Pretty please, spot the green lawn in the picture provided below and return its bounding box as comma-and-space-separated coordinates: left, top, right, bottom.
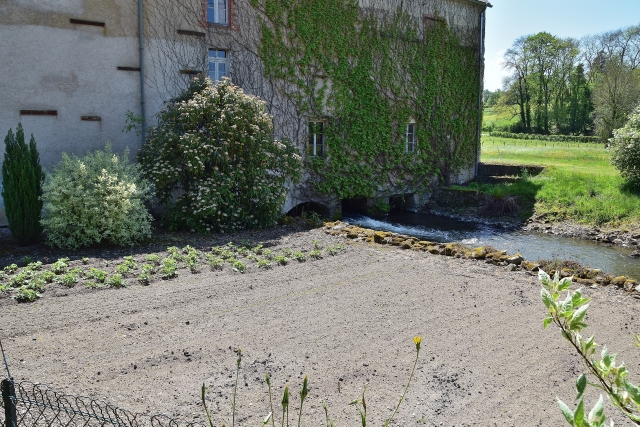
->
479, 136, 640, 228
482, 107, 519, 130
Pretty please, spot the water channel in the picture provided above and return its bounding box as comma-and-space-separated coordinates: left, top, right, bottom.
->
343, 212, 640, 280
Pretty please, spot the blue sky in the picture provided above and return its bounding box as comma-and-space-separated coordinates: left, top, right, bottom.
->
484, 0, 640, 91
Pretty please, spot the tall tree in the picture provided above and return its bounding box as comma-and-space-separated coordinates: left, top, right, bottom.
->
593, 60, 640, 140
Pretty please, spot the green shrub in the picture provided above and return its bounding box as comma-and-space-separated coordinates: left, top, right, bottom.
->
40, 143, 153, 249
609, 104, 640, 188
138, 77, 302, 232
1, 123, 44, 245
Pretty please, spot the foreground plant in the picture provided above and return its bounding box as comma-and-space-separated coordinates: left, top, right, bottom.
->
540, 269, 640, 426
201, 337, 421, 427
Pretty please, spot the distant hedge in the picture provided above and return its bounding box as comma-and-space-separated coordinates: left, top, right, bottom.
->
488, 132, 601, 144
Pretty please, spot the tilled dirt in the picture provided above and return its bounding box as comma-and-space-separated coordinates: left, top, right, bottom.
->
1, 225, 640, 426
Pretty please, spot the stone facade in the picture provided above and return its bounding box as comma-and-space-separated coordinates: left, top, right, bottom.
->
0, 0, 490, 224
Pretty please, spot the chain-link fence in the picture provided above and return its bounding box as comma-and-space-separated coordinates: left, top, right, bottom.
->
1, 379, 207, 427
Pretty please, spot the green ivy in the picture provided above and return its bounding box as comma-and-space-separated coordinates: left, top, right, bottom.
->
253, 0, 481, 198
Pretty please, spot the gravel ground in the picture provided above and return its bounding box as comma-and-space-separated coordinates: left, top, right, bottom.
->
1, 224, 639, 426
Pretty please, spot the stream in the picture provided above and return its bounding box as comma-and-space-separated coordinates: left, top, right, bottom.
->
343, 212, 640, 280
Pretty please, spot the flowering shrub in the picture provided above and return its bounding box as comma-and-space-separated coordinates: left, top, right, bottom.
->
610, 105, 640, 187
41, 143, 153, 249
138, 77, 302, 232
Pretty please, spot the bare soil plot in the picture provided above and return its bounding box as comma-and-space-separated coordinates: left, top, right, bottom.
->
1, 226, 639, 426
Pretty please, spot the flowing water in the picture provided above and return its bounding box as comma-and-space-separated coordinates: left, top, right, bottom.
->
343, 212, 640, 280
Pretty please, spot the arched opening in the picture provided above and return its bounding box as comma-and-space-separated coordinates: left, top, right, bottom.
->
286, 201, 330, 219
341, 197, 369, 215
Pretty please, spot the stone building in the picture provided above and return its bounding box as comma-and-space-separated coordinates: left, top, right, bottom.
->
0, 0, 491, 224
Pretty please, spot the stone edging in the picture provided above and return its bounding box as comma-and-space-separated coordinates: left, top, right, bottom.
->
323, 221, 640, 296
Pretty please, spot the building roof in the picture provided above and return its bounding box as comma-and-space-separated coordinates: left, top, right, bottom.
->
464, 0, 493, 7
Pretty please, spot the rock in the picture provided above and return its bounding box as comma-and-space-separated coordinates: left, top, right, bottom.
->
506, 264, 517, 271
444, 243, 459, 256
624, 280, 637, 291
506, 255, 524, 265
522, 261, 540, 272
611, 276, 627, 287
560, 268, 574, 278
630, 251, 640, 258
471, 247, 487, 260
486, 250, 507, 260
401, 241, 413, 249
427, 246, 440, 254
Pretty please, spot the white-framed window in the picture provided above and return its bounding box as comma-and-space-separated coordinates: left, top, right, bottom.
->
406, 123, 416, 153
208, 49, 228, 82
308, 121, 325, 156
207, 0, 228, 25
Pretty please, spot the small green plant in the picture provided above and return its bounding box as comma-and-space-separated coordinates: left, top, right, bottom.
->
39, 270, 56, 283
309, 250, 323, 259
137, 272, 152, 285
0, 284, 10, 293
281, 248, 292, 257
146, 254, 161, 265
116, 263, 133, 276
4, 264, 18, 274
205, 254, 224, 271
312, 240, 322, 250
26, 261, 42, 271
106, 274, 125, 288
274, 255, 289, 266
27, 278, 45, 293
51, 258, 69, 275
82, 257, 89, 265
291, 251, 306, 262
14, 286, 40, 302
231, 260, 247, 273
160, 258, 178, 279
60, 272, 79, 287
257, 259, 272, 269
325, 246, 340, 256
262, 249, 274, 260
87, 267, 108, 283
21, 256, 32, 265
8, 271, 31, 288
252, 244, 264, 255
85, 280, 101, 289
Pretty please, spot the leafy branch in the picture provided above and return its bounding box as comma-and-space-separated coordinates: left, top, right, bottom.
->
540, 269, 640, 426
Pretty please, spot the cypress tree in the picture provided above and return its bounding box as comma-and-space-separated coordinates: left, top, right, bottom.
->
1, 123, 44, 245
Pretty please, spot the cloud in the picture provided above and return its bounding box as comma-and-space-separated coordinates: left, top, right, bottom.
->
484, 49, 511, 91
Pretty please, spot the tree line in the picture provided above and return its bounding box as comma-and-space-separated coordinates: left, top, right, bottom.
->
485, 24, 640, 140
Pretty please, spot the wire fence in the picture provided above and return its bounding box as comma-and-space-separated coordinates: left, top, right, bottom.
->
1, 379, 207, 427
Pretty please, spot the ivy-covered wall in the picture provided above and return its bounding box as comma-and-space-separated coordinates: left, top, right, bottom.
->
249, 0, 485, 207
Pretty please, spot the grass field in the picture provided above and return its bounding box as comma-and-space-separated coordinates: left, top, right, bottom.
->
482, 107, 519, 131
479, 136, 640, 228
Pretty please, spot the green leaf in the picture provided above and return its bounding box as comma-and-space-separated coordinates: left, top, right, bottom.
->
587, 395, 605, 424
543, 316, 553, 329
574, 397, 585, 425
625, 380, 640, 405
541, 289, 555, 310
557, 398, 575, 425
576, 374, 587, 400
